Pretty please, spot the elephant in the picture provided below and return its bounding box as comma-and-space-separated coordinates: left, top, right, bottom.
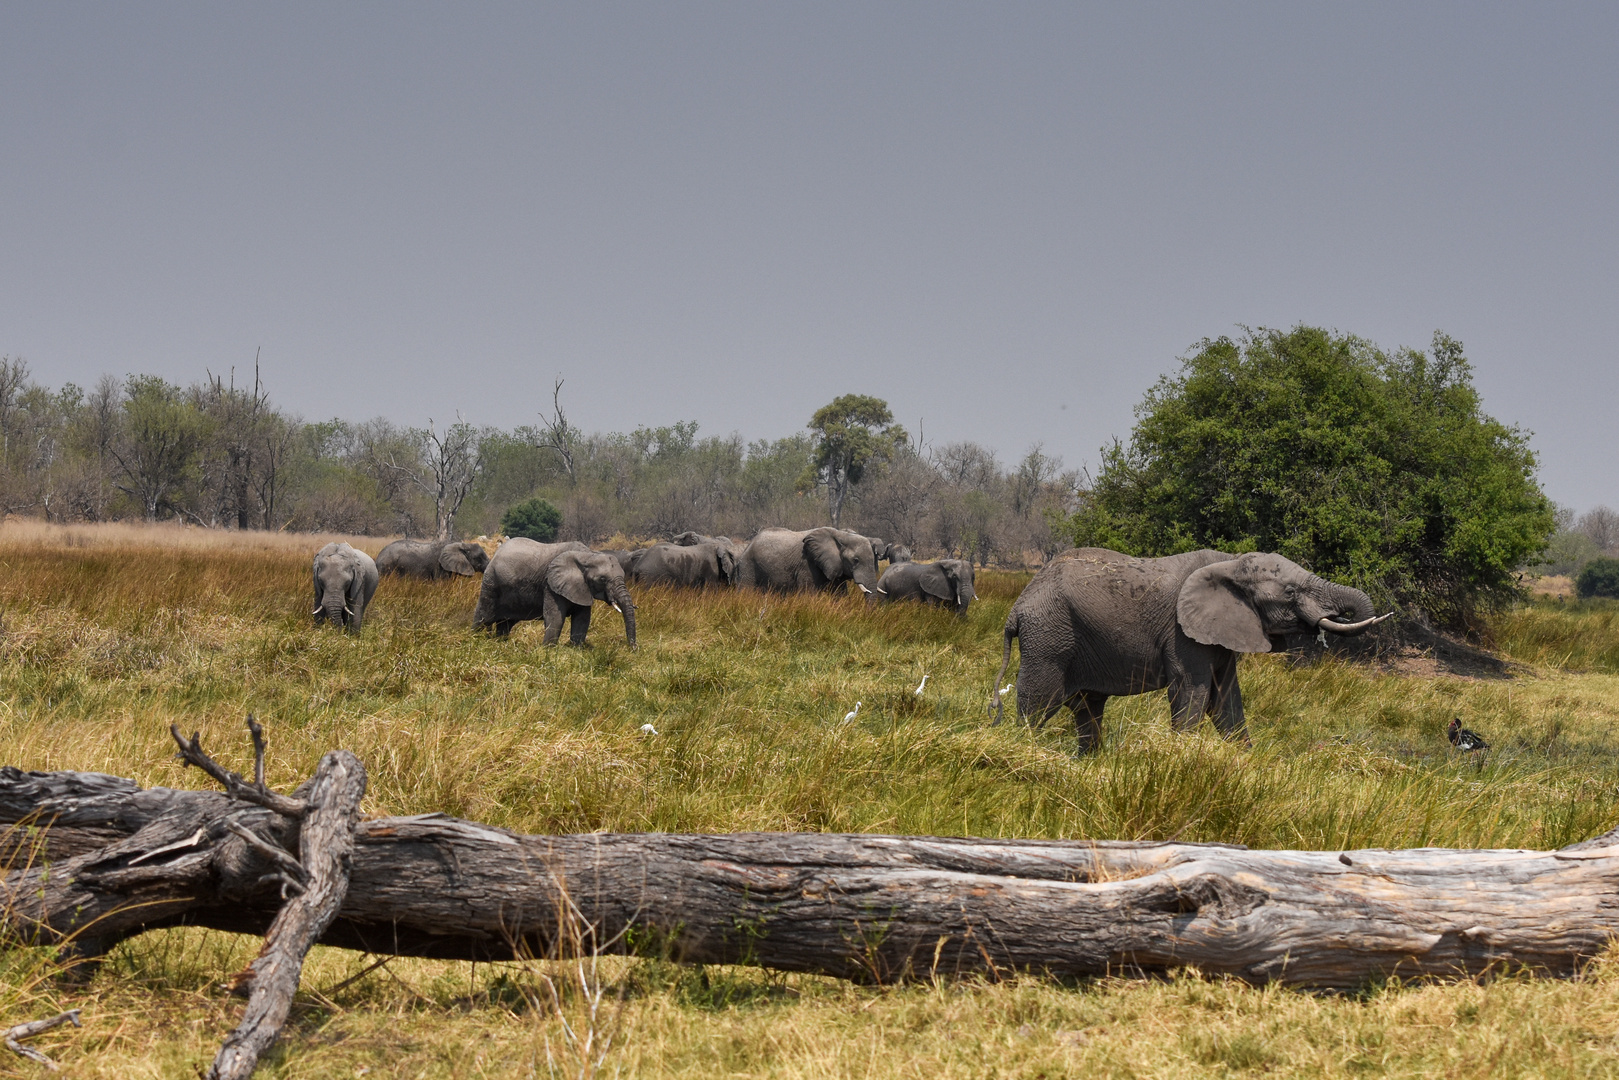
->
631, 541, 738, 588
884, 543, 914, 565
598, 549, 640, 575
376, 539, 490, 580
736, 527, 881, 597
473, 538, 637, 647
312, 542, 379, 634
991, 548, 1387, 752
671, 531, 740, 554
877, 558, 975, 618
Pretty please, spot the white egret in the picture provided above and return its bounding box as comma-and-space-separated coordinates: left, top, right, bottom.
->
639, 723, 659, 736
842, 701, 862, 724
914, 675, 929, 696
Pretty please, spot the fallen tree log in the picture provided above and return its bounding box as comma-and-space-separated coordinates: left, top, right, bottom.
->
5, 757, 1619, 992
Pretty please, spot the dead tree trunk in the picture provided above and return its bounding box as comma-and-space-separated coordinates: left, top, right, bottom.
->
6, 761, 1619, 991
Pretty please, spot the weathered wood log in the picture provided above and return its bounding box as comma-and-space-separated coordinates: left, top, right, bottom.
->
207, 749, 365, 1080
4, 765, 1619, 990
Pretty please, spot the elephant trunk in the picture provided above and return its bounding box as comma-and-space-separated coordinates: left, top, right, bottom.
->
320, 586, 346, 625
612, 582, 637, 648
1310, 578, 1385, 635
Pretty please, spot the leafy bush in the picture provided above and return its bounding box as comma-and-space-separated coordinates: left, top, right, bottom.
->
500, 496, 563, 542
1065, 327, 1554, 627
1576, 558, 1619, 600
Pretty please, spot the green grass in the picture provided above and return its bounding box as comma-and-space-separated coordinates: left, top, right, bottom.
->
3, 523, 1619, 1076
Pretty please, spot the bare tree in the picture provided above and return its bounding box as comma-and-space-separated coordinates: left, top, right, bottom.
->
534, 378, 579, 486
1577, 506, 1619, 555
193, 360, 282, 528
385, 417, 484, 540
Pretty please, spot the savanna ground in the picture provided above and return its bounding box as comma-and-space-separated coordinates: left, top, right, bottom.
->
3, 521, 1619, 1077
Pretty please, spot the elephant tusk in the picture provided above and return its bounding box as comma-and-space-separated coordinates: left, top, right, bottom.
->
1317, 612, 1393, 634
611, 602, 622, 613
344, 606, 355, 616
876, 588, 887, 595
312, 608, 322, 616
857, 584, 873, 595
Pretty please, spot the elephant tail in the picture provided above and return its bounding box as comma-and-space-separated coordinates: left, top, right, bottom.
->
991, 610, 1018, 725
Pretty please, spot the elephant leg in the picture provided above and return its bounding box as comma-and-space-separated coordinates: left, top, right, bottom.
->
1210, 656, 1249, 743
1167, 679, 1211, 732
1016, 656, 1072, 730
495, 620, 515, 638
567, 606, 592, 646
541, 592, 564, 646
1071, 692, 1108, 754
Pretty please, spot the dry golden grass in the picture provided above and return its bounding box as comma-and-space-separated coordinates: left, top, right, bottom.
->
2, 520, 1619, 1077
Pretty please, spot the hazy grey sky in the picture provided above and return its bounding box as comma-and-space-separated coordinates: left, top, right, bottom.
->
3, 4, 1615, 509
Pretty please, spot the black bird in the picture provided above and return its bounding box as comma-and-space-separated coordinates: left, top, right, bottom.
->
1447, 717, 1489, 753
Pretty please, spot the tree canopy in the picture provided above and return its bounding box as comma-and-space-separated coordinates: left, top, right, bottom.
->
804, 395, 908, 527
1066, 327, 1554, 626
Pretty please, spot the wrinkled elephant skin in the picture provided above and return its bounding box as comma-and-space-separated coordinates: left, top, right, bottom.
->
473, 538, 636, 647
878, 559, 975, 618
312, 542, 379, 634
994, 548, 1381, 752
376, 539, 490, 580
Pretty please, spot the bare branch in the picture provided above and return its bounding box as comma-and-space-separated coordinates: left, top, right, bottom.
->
168, 721, 306, 818
4, 1009, 81, 1070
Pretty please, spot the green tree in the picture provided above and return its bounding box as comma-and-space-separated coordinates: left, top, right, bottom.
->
1576, 558, 1619, 600
804, 395, 908, 527
501, 496, 563, 542
111, 375, 210, 520
1067, 327, 1553, 626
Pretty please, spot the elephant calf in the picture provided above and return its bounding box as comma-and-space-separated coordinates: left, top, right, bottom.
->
877, 559, 975, 618
313, 542, 379, 634
993, 548, 1387, 752
631, 542, 738, 588
376, 539, 490, 580
473, 538, 637, 647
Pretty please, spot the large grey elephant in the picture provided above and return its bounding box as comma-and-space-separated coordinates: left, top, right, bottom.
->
877, 558, 975, 618
632, 541, 738, 588
884, 543, 914, 565
736, 527, 881, 596
992, 548, 1386, 751
376, 539, 490, 579
473, 538, 636, 647
312, 542, 379, 634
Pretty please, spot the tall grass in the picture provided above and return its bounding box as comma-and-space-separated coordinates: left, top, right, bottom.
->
3, 521, 1619, 1076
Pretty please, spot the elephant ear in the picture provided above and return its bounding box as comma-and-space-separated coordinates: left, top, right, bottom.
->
546, 554, 595, 608
803, 529, 844, 580
921, 565, 956, 605
1177, 561, 1271, 653
716, 547, 737, 584
439, 545, 476, 576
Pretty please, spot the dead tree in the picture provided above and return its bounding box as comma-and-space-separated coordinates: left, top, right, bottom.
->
7, 722, 1619, 1073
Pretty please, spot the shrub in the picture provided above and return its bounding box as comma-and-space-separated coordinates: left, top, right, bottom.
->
500, 497, 563, 542
1064, 327, 1554, 627
1576, 558, 1619, 600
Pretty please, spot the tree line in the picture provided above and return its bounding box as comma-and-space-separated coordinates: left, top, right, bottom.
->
0, 325, 1581, 626
0, 360, 1084, 564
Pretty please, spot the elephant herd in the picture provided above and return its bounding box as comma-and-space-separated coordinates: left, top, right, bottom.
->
311, 527, 962, 647
312, 532, 1387, 753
